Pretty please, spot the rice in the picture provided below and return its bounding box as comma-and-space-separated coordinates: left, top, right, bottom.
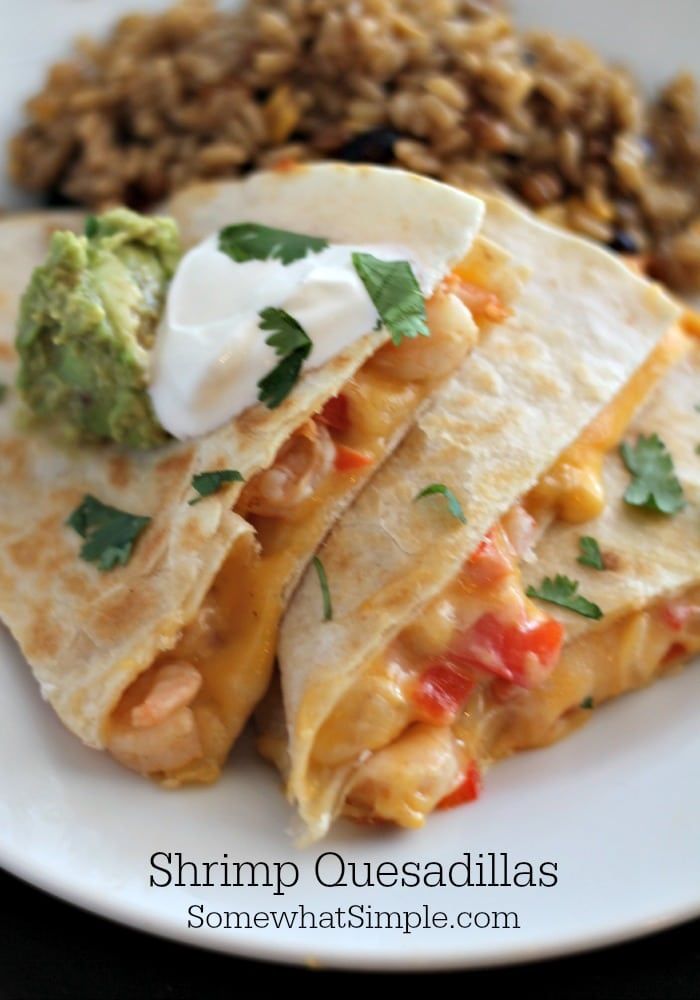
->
9, 0, 700, 291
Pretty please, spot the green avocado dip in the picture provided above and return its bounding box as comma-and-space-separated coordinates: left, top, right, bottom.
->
16, 208, 181, 449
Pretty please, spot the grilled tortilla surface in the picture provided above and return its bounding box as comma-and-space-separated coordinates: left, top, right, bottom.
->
274, 198, 681, 841
0, 165, 484, 759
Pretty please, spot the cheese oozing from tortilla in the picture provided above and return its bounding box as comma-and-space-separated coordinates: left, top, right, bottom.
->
289, 331, 695, 829
150, 236, 436, 439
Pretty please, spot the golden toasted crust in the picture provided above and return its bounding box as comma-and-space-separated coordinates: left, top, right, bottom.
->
277, 198, 681, 841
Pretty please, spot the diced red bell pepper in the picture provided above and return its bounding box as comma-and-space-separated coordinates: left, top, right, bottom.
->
450, 612, 564, 687
662, 642, 688, 665
318, 394, 350, 433
412, 662, 475, 725
661, 603, 700, 632
467, 530, 514, 586
335, 444, 374, 471
438, 761, 482, 810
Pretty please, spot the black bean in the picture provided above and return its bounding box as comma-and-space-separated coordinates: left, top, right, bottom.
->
609, 230, 640, 254
44, 187, 80, 209
338, 128, 401, 164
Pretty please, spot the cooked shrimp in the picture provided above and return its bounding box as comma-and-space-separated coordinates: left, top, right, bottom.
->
448, 276, 511, 325
347, 724, 464, 828
130, 662, 202, 728
370, 287, 478, 382
108, 705, 203, 775
106, 660, 204, 775
312, 658, 414, 767
239, 419, 335, 519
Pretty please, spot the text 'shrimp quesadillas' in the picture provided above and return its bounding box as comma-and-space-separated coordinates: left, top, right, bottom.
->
263, 197, 687, 842
0, 164, 510, 783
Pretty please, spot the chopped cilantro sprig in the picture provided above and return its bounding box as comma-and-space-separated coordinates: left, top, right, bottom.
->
67, 495, 151, 572
527, 574, 603, 620
219, 223, 328, 265
414, 483, 467, 524
578, 536, 605, 571
257, 307, 312, 409
352, 252, 428, 345
313, 556, 333, 622
189, 469, 244, 505
619, 434, 685, 515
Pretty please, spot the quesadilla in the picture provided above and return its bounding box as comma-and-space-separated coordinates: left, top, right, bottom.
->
262, 198, 683, 842
0, 165, 500, 783
507, 343, 699, 758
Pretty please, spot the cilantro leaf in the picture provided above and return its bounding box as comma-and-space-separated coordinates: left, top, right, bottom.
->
0, 384, 7, 404
84, 215, 99, 238
257, 307, 312, 409
580, 696, 595, 710
66, 494, 151, 572
312, 556, 333, 622
414, 483, 467, 524
189, 469, 244, 505
694, 404, 700, 413
259, 307, 310, 356
526, 574, 603, 620
619, 434, 685, 515
218, 223, 328, 265
578, 536, 605, 571
352, 252, 428, 346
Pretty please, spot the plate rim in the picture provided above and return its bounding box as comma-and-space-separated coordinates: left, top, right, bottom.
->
2, 819, 699, 971
2, 0, 700, 972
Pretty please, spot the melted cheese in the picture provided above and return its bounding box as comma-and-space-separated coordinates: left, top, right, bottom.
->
460, 587, 700, 762
156, 364, 435, 786
110, 255, 503, 783
344, 589, 700, 826
682, 309, 700, 339
310, 323, 694, 823
317, 328, 690, 780
525, 326, 690, 524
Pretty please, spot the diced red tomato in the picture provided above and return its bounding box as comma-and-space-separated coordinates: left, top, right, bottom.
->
318, 394, 350, 433
334, 444, 374, 471
662, 642, 688, 665
438, 761, 482, 810
661, 603, 700, 632
412, 663, 475, 725
450, 613, 564, 687
466, 529, 514, 586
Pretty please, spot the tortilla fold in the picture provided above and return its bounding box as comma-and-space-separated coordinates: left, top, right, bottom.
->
0, 165, 486, 780
270, 198, 681, 842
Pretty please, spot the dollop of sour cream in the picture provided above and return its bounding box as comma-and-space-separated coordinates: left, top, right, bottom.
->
149, 235, 431, 440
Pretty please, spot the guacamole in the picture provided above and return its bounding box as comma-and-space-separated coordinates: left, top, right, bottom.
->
16, 208, 181, 449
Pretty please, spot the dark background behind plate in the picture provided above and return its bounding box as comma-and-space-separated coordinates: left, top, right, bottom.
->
1, 869, 697, 999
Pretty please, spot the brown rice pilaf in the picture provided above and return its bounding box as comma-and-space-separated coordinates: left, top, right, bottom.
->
10, 0, 700, 291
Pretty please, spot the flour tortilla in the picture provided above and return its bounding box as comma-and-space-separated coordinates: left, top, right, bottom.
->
524, 341, 700, 638
0, 165, 484, 751
276, 198, 681, 840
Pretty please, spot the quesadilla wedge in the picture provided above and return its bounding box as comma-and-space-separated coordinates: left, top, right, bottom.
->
262, 198, 683, 842
327, 340, 700, 824
505, 342, 700, 759
0, 165, 504, 784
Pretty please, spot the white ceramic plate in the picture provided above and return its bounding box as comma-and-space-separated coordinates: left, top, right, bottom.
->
1, 0, 699, 971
